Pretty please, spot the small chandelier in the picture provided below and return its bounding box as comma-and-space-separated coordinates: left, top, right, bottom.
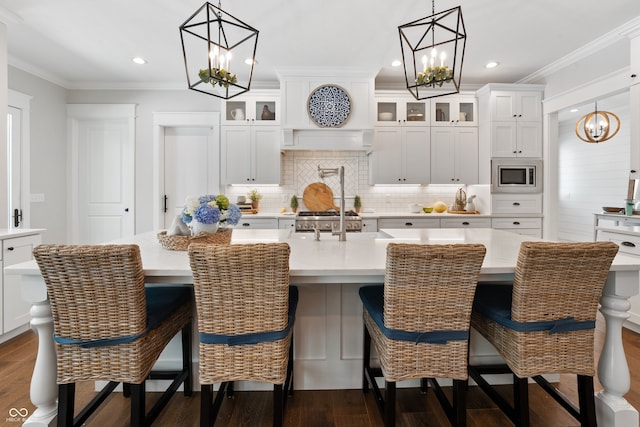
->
398, 0, 466, 100
575, 102, 621, 143
180, 1, 258, 99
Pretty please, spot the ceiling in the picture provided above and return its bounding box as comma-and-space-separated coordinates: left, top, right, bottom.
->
1, 0, 640, 91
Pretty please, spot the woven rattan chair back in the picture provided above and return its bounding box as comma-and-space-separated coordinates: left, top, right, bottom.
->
383, 243, 487, 334
510, 241, 619, 324
188, 242, 292, 385
34, 244, 147, 349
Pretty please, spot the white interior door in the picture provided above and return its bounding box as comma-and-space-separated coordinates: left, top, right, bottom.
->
7, 106, 21, 229
163, 126, 218, 227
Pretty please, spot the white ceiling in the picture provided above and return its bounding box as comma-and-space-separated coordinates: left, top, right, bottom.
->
1, 0, 640, 90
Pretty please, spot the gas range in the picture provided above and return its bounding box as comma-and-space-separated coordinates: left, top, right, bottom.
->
295, 210, 362, 232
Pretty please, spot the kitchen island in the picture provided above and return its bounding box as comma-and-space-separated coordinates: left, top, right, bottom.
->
6, 228, 640, 427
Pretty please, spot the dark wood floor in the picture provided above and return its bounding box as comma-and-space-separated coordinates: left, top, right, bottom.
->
2, 316, 639, 426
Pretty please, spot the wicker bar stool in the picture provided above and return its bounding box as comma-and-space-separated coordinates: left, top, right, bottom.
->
188, 242, 297, 427
32, 244, 193, 427
360, 243, 486, 427
469, 241, 619, 427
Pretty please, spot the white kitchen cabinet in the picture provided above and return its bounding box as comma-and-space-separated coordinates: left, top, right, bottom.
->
375, 92, 430, 126
369, 127, 430, 185
278, 218, 296, 230
1, 231, 42, 342
222, 125, 281, 185
490, 90, 542, 122
361, 218, 378, 232
378, 218, 440, 228
490, 121, 542, 158
221, 90, 280, 126
491, 194, 542, 214
430, 127, 478, 184
237, 217, 278, 229
431, 96, 477, 126
441, 217, 491, 228
492, 217, 542, 237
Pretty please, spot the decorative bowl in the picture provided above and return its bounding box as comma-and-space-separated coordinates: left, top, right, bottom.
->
378, 112, 393, 121
602, 207, 623, 213
423, 207, 433, 213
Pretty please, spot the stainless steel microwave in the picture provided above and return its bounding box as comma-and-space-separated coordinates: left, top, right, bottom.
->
491, 159, 542, 193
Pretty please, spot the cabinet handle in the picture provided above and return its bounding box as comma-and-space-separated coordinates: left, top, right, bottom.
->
512, 114, 517, 118
513, 150, 517, 153
632, 170, 637, 174
7, 247, 14, 251
518, 150, 522, 153
462, 222, 470, 226
518, 114, 522, 117
513, 221, 520, 225
242, 223, 250, 227
405, 222, 413, 227
622, 241, 636, 248
513, 202, 520, 206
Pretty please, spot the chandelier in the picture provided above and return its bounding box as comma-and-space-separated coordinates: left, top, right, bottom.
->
180, 1, 258, 99
398, 0, 466, 100
575, 102, 621, 143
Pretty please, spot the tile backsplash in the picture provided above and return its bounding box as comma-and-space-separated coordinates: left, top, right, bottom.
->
224, 150, 488, 213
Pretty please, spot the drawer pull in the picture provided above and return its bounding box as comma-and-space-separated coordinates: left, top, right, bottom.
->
513, 202, 520, 206
405, 222, 413, 227
462, 222, 470, 226
7, 247, 14, 251
513, 221, 520, 225
242, 223, 250, 227
622, 241, 636, 248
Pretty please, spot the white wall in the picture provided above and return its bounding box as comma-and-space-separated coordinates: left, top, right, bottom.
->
556, 97, 630, 241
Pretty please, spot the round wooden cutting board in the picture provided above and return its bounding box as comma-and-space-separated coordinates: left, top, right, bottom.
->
303, 182, 340, 211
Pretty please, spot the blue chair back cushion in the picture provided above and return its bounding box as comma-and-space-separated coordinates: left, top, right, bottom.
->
473, 284, 595, 334
359, 285, 468, 345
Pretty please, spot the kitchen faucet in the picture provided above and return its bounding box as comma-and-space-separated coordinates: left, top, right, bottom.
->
318, 165, 346, 241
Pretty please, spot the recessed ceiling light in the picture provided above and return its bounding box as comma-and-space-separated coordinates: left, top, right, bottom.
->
570, 108, 579, 113
391, 60, 402, 67
132, 57, 147, 65
485, 61, 499, 69
245, 58, 258, 65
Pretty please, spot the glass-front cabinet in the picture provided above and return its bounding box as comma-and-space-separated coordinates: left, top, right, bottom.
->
375, 91, 430, 126
222, 90, 280, 125
431, 96, 477, 126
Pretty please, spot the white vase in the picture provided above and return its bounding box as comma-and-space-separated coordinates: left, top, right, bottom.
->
191, 221, 218, 236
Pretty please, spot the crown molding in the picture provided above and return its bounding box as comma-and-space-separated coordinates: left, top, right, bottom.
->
518, 16, 640, 84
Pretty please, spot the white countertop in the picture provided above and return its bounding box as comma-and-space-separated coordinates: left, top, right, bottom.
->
0, 228, 45, 239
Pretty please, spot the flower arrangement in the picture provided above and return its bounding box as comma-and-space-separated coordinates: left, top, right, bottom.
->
199, 68, 238, 89
181, 194, 242, 234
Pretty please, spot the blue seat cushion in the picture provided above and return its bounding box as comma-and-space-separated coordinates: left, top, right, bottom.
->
359, 285, 468, 344
199, 286, 299, 346
473, 284, 595, 334
54, 285, 192, 348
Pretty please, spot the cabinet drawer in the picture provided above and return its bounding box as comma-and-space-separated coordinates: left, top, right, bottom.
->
237, 218, 278, 229
441, 218, 491, 228
278, 219, 296, 230
378, 218, 440, 228
491, 194, 542, 214
598, 231, 640, 256
492, 217, 542, 229
362, 219, 378, 232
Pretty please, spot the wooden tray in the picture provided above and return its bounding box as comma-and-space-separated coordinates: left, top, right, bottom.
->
447, 209, 480, 215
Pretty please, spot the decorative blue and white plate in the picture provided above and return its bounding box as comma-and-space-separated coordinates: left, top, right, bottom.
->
307, 85, 352, 127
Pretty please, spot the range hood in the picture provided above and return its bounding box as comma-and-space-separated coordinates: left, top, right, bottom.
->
277, 67, 376, 151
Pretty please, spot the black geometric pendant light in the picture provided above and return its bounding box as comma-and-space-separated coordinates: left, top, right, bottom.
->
180, 1, 258, 99
398, 0, 466, 100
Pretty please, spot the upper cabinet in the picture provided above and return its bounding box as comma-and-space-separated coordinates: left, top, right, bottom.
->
221, 90, 280, 126
369, 127, 430, 185
490, 91, 542, 122
477, 84, 544, 160
431, 96, 477, 126
375, 91, 430, 126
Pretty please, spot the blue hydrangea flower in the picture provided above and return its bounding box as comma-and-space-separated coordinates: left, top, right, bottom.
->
198, 194, 217, 204
181, 208, 193, 224
194, 204, 220, 224
225, 204, 242, 225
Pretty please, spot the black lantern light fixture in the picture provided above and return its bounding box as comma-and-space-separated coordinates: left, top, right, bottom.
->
398, 0, 466, 100
180, 1, 258, 99
575, 102, 621, 143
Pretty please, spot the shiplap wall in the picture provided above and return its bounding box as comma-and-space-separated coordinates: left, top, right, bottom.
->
557, 100, 630, 242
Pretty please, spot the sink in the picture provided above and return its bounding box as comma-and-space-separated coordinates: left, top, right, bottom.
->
289, 231, 393, 240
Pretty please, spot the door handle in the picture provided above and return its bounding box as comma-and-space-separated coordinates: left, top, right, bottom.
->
164, 195, 168, 213
13, 208, 22, 227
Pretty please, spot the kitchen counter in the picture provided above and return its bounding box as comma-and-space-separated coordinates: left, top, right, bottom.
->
7, 228, 638, 427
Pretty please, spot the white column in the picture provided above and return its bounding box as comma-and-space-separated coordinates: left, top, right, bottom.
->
22, 275, 57, 427
595, 270, 640, 426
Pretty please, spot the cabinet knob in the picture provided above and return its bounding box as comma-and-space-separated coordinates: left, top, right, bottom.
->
513, 150, 517, 153
7, 247, 14, 251
513, 114, 517, 118
632, 74, 637, 78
